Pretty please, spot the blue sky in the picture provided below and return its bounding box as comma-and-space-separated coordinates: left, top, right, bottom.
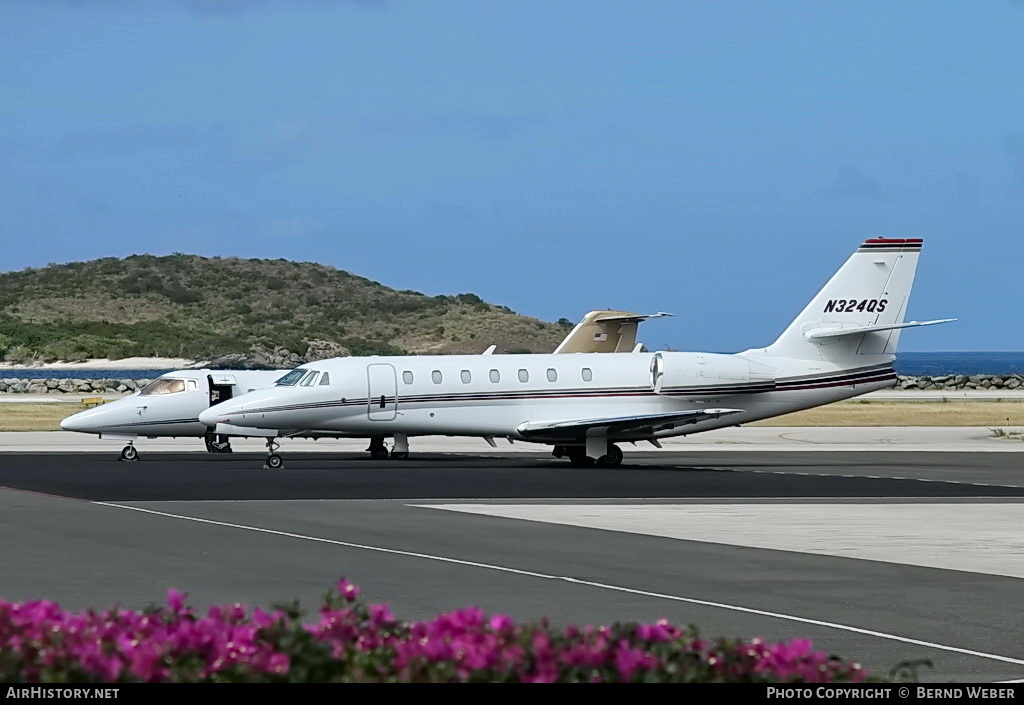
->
1, 1, 1022, 352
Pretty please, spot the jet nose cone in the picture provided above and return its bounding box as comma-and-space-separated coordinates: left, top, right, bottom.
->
198, 406, 228, 427
60, 405, 103, 433
59, 413, 83, 432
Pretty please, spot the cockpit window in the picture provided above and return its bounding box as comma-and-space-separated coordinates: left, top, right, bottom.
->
300, 370, 320, 387
275, 369, 307, 387
319, 372, 331, 386
140, 378, 187, 396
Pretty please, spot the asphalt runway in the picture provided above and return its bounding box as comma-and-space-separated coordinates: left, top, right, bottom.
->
2, 450, 1024, 682
2, 450, 1023, 500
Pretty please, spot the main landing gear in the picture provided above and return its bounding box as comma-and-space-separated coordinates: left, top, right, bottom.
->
553, 443, 624, 467
204, 432, 233, 454
597, 443, 624, 467
366, 434, 411, 460
119, 443, 139, 462
367, 436, 389, 460
264, 438, 284, 470
391, 433, 409, 460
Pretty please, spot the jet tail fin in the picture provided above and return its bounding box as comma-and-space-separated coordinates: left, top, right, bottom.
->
757, 238, 950, 364
554, 311, 672, 354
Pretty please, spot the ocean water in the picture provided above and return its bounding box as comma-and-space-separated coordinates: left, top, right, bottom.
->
893, 352, 1024, 376
2, 352, 1023, 379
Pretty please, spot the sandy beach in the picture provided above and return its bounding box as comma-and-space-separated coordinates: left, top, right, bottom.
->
0, 357, 206, 370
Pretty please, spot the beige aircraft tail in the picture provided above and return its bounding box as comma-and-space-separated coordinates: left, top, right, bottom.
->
553, 310, 672, 354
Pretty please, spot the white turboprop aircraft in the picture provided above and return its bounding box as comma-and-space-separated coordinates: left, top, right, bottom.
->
58, 310, 668, 461
198, 238, 953, 469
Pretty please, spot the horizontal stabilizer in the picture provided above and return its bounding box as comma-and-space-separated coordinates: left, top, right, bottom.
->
517, 408, 743, 438
589, 311, 674, 324
804, 318, 956, 341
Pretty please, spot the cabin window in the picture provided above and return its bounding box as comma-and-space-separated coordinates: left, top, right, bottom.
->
320, 372, 331, 386
582, 367, 593, 382
546, 368, 557, 383
274, 369, 306, 387
489, 369, 500, 383
187, 379, 197, 391
461, 370, 472, 384
402, 371, 414, 385
432, 370, 443, 384
140, 378, 186, 396
518, 369, 529, 383
300, 371, 320, 387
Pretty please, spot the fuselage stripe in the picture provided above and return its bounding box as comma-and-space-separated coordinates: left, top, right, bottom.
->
230, 366, 896, 417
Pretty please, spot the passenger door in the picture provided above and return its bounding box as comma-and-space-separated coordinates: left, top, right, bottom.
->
366, 364, 398, 421
207, 374, 235, 408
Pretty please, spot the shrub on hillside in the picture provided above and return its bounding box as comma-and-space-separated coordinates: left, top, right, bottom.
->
0, 580, 875, 683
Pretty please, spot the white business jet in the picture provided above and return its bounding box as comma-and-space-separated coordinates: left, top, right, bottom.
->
199, 238, 953, 470
59, 369, 288, 460
57, 310, 665, 461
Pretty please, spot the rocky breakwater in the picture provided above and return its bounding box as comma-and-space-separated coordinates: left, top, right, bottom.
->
0, 378, 152, 395
896, 374, 1023, 390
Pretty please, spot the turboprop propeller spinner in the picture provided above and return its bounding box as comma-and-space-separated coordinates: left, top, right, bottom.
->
199, 238, 953, 470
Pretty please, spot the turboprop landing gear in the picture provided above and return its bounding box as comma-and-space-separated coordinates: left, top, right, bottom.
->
367, 436, 390, 460
119, 443, 138, 462
204, 432, 233, 454
391, 433, 410, 460
263, 438, 284, 470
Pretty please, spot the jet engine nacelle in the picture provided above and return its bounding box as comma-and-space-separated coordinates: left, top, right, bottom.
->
650, 352, 775, 394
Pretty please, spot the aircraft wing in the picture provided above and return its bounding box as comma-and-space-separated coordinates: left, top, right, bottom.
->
516, 408, 743, 439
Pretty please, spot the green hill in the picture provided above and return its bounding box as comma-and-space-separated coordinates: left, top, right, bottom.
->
0, 254, 572, 364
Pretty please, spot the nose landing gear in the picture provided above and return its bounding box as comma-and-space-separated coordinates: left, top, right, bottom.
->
119, 443, 138, 462
263, 438, 284, 470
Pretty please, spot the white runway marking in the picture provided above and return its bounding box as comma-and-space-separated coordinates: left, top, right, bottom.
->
424, 503, 1024, 580
93, 500, 1024, 668
718, 467, 1024, 489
